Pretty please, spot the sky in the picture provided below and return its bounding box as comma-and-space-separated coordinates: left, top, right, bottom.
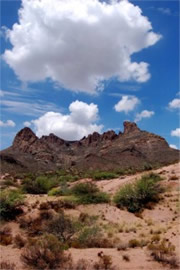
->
0, 0, 179, 150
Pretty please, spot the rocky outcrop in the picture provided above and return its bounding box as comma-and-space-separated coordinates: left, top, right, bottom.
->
123, 121, 140, 135
12, 127, 38, 152
1, 121, 179, 173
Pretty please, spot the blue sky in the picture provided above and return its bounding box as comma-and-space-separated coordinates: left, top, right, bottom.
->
0, 0, 179, 150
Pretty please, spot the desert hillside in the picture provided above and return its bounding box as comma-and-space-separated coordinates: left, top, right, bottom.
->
0, 162, 179, 269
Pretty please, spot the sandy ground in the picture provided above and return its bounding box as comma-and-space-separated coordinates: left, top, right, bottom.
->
0, 162, 179, 270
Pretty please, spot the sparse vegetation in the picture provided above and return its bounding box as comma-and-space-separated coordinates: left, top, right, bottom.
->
45, 211, 78, 243
76, 226, 102, 248
14, 234, 26, 248
71, 182, 110, 204
92, 171, 118, 180
48, 187, 62, 196
0, 261, 16, 270
148, 239, 179, 268
114, 173, 163, 212
93, 254, 116, 270
22, 175, 59, 194
0, 226, 13, 245
128, 239, 141, 248
122, 254, 130, 262
21, 234, 66, 269
0, 189, 24, 220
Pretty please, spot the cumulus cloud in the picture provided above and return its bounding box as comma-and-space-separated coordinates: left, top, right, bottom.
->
168, 98, 180, 109
169, 144, 178, 150
0, 120, 16, 127
31, 100, 103, 140
171, 128, 180, 137
114, 95, 140, 113
3, 0, 161, 94
135, 110, 154, 122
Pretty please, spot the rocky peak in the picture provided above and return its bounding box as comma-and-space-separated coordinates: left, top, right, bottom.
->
40, 133, 65, 145
13, 127, 37, 149
123, 121, 140, 135
82, 132, 100, 145
101, 130, 117, 141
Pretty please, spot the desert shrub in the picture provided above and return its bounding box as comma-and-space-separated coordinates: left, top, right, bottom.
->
76, 226, 102, 248
148, 239, 178, 268
21, 234, 66, 269
117, 242, 128, 251
18, 216, 32, 229
92, 172, 118, 181
39, 201, 51, 210
60, 199, 76, 209
169, 175, 179, 181
46, 212, 78, 243
0, 261, 16, 270
79, 213, 98, 225
18, 216, 43, 236
0, 189, 24, 220
59, 257, 90, 270
58, 174, 79, 182
48, 181, 71, 196
14, 234, 26, 248
114, 173, 163, 212
71, 183, 109, 204
93, 254, 116, 270
143, 163, 153, 171
39, 210, 54, 220
72, 182, 98, 195
128, 239, 141, 248
77, 192, 110, 204
122, 254, 130, 262
0, 226, 13, 245
22, 175, 58, 194
151, 234, 161, 243
48, 187, 62, 196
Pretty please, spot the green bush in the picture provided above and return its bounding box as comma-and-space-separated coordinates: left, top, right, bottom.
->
0, 189, 24, 220
77, 192, 110, 204
71, 182, 98, 195
114, 173, 163, 213
92, 172, 118, 181
71, 183, 109, 204
23, 176, 58, 194
48, 187, 62, 196
58, 175, 79, 182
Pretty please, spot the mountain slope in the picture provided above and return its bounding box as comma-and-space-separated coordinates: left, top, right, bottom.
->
0, 121, 179, 173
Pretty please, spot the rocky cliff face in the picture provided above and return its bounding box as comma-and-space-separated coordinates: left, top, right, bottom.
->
0, 121, 179, 173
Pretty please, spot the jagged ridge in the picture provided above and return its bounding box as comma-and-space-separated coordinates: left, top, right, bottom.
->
0, 121, 179, 173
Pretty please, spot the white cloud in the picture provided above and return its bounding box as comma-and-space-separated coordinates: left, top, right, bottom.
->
0, 120, 16, 127
169, 144, 178, 150
3, 0, 161, 94
31, 100, 103, 140
23, 121, 31, 127
168, 98, 180, 109
157, 7, 171, 15
135, 110, 154, 122
1, 99, 61, 116
114, 95, 140, 113
171, 128, 180, 137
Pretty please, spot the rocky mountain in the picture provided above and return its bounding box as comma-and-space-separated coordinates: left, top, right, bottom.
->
0, 121, 179, 173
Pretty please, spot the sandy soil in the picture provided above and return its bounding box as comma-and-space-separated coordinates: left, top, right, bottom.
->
0, 162, 179, 270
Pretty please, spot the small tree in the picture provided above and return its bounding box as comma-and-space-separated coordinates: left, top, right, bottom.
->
46, 211, 77, 243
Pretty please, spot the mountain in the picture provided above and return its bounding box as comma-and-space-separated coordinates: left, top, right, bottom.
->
0, 121, 179, 173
